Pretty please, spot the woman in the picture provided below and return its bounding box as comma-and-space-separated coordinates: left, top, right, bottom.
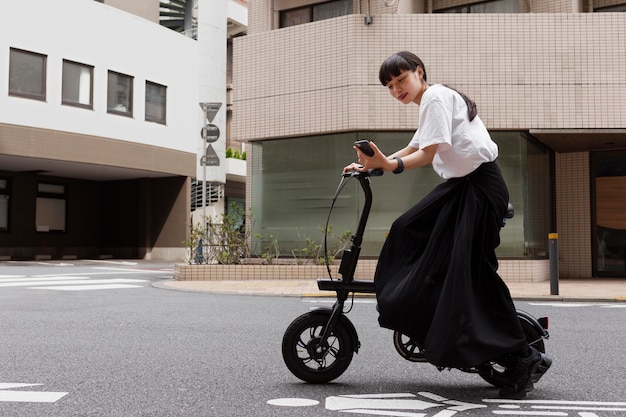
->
344, 51, 551, 399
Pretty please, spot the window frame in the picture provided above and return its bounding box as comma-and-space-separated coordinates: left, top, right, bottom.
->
35, 182, 67, 233
107, 70, 134, 117
279, 0, 353, 28
435, 0, 519, 13
8, 47, 47, 101
0, 178, 10, 233
145, 80, 167, 124
62, 59, 94, 109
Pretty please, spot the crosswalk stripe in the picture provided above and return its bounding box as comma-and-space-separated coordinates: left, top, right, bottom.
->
32, 284, 144, 291
0, 278, 148, 288
0, 276, 90, 283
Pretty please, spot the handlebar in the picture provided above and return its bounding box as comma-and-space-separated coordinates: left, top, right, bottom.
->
342, 168, 384, 178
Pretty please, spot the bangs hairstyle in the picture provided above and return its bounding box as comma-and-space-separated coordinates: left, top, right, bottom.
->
378, 51, 427, 86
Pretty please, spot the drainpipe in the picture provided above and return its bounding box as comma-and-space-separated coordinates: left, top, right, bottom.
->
364, 0, 372, 25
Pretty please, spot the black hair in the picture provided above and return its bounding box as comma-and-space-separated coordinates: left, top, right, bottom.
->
379, 51, 477, 121
379, 51, 427, 86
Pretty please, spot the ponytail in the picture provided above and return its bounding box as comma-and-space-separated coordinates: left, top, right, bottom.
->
444, 85, 477, 122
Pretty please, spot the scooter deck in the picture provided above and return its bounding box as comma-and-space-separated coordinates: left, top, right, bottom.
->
317, 278, 376, 294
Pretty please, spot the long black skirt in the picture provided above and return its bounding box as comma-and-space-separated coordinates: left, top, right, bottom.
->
374, 161, 528, 369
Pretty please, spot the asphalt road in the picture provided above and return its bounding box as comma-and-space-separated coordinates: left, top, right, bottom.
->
1, 261, 625, 416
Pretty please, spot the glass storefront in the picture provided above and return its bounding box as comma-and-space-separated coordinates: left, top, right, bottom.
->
250, 131, 552, 259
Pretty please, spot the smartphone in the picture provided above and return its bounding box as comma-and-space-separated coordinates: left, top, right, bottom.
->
354, 140, 374, 157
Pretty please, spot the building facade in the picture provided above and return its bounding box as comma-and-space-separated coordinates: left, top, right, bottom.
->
233, 0, 626, 279
0, 0, 247, 261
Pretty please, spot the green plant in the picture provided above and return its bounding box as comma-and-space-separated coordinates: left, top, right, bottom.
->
291, 226, 351, 265
184, 203, 251, 265
183, 217, 207, 264
225, 148, 246, 160
291, 230, 322, 265
255, 233, 280, 264
320, 225, 352, 265
208, 203, 250, 264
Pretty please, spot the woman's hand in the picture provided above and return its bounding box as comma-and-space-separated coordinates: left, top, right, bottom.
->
343, 141, 392, 173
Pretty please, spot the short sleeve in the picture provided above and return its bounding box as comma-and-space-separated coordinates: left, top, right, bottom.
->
414, 96, 452, 152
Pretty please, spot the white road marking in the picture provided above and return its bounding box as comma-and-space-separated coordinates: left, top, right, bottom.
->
492, 411, 567, 416
270, 393, 626, 416
0, 278, 147, 288
325, 392, 487, 416
32, 284, 144, 291
326, 393, 441, 412
338, 410, 428, 416
528, 302, 626, 308
0, 383, 67, 403
267, 398, 319, 407
533, 405, 626, 411
485, 399, 626, 406
0, 276, 90, 284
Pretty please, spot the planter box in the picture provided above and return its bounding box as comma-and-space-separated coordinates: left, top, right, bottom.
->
173, 259, 549, 283
174, 260, 378, 281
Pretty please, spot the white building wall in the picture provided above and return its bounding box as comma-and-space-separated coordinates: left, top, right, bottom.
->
0, 0, 199, 155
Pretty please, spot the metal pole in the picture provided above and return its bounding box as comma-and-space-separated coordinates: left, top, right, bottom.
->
548, 233, 559, 295
202, 154, 207, 226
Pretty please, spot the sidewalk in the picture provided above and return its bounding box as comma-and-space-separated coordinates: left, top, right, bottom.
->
157, 277, 626, 302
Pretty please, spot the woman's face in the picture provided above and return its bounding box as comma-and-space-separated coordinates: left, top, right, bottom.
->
385, 68, 425, 105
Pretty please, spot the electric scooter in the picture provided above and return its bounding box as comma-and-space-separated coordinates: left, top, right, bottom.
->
281, 165, 549, 386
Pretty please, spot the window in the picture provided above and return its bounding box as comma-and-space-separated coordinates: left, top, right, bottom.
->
107, 70, 133, 116
36, 183, 66, 233
595, 4, 626, 12
145, 81, 167, 124
0, 179, 10, 232
9, 48, 47, 100
280, 0, 353, 28
250, 131, 552, 258
62, 60, 94, 108
436, 0, 518, 13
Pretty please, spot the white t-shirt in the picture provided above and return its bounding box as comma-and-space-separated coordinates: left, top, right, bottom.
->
408, 84, 498, 179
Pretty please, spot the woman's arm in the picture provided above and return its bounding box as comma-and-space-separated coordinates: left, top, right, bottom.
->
344, 142, 437, 173
387, 145, 418, 160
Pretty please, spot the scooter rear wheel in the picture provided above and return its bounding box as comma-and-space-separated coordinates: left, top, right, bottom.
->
282, 310, 355, 383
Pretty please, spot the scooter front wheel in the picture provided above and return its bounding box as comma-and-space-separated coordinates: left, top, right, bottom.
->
282, 310, 355, 383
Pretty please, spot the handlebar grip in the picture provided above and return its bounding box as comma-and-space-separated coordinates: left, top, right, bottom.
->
342, 168, 384, 178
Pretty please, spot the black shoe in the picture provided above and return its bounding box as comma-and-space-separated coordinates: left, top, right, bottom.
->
499, 348, 543, 399
531, 353, 552, 384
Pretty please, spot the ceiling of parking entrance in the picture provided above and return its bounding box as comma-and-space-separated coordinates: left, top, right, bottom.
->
530, 130, 626, 153
0, 154, 171, 181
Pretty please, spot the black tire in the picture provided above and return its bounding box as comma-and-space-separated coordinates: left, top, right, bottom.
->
282, 310, 355, 383
393, 331, 427, 362
478, 318, 546, 387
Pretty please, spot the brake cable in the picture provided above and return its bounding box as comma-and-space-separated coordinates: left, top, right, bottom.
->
323, 174, 353, 281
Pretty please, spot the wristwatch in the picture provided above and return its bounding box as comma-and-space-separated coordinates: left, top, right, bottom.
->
393, 157, 404, 174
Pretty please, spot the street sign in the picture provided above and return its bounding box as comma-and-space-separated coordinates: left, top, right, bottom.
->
201, 144, 220, 166
199, 102, 222, 123
201, 124, 220, 143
